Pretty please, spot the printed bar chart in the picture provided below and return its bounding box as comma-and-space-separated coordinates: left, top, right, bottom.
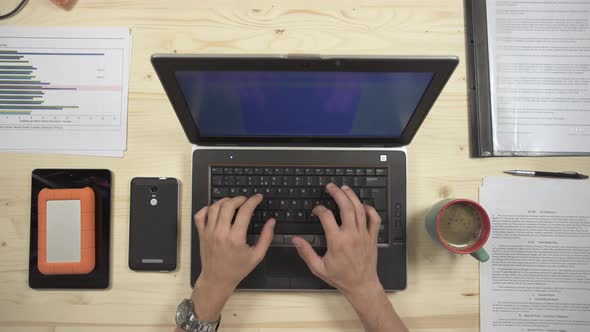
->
0, 27, 131, 155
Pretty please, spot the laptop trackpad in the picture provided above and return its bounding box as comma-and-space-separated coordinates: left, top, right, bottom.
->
266, 247, 317, 277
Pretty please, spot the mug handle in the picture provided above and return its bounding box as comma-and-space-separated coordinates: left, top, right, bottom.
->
470, 248, 490, 262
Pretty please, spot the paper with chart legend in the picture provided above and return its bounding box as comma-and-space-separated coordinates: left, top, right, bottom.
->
0, 27, 131, 157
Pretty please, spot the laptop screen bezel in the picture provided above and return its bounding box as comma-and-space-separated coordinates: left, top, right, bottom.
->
151, 55, 458, 147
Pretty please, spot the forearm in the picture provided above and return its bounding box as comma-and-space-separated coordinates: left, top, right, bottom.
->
343, 283, 408, 332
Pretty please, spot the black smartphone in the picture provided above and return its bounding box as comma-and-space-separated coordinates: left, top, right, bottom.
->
129, 177, 178, 271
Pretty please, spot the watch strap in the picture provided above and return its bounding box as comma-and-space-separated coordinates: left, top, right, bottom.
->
183, 315, 220, 332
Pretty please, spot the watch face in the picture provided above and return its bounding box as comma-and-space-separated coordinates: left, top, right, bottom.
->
176, 300, 190, 325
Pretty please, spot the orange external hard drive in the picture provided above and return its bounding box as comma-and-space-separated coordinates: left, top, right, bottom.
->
37, 187, 95, 275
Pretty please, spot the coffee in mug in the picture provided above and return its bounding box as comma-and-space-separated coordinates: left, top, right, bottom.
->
425, 199, 491, 262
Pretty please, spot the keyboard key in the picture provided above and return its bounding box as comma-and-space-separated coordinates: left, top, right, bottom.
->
366, 169, 375, 176
294, 176, 304, 187
279, 200, 289, 210
314, 168, 324, 175
302, 199, 313, 210
284, 168, 295, 175
294, 210, 306, 222
300, 188, 312, 198
288, 188, 297, 197
211, 167, 223, 174
311, 188, 323, 198
224, 176, 235, 186
342, 176, 354, 186
295, 168, 305, 175
353, 177, 364, 187
259, 176, 270, 186
360, 188, 371, 198
355, 169, 366, 176
272, 235, 283, 244
211, 175, 223, 186
247, 176, 258, 186
228, 187, 239, 197
270, 223, 325, 235
371, 188, 387, 210
264, 168, 273, 175
236, 176, 247, 186
376, 168, 388, 176
345, 168, 355, 176
271, 176, 282, 186
306, 176, 319, 186
276, 188, 288, 197
315, 235, 327, 247
290, 199, 302, 209
378, 212, 388, 224
300, 234, 315, 243
244, 168, 253, 174
318, 176, 328, 186
305, 168, 314, 175
335, 168, 345, 175
365, 177, 387, 187
239, 188, 253, 196
233, 167, 243, 174
253, 167, 263, 174
362, 199, 374, 206
324, 200, 336, 210
273, 168, 284, 175
261, 211, 272, 221
283, 234, 295, 244
252, 211, 262, 223
325, 168, 335, 175
223, 167, 233, 174
268, 200, 279, 210
262, 188, 276, 198
212, 187, 228, 197
353, 188, 361, 198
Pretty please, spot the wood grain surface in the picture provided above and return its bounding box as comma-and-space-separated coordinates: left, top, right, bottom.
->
1, 0, 588, 331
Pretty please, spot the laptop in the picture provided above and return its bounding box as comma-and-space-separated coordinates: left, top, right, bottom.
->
151, 54, 458, 290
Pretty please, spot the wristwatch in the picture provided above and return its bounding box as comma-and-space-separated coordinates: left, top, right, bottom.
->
176, 299, 221, 332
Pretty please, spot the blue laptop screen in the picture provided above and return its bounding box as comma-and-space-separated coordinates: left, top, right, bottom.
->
175, 71, 434, 138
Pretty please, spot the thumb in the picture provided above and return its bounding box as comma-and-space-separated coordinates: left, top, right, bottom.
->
252, 218, 275, 260
292, 236, 325, 277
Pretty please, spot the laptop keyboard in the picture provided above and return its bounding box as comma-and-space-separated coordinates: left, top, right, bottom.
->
209, 166, 390, 246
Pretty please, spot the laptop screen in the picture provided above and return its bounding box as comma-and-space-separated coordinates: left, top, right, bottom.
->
175, 71, 434, 138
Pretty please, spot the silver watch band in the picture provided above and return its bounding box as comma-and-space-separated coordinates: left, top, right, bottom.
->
177, 298, 220, 332
181, 315, 220, 332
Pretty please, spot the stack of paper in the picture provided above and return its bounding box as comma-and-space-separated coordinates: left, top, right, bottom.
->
480, 176, 590, 332
0, 27, 131, 157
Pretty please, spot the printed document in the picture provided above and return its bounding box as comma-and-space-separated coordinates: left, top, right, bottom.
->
480, 177, 590, 332
0, 27, 131, 157
486, 1, 590, 154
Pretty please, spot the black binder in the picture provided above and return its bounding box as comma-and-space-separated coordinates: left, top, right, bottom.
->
464, 0, 590, 157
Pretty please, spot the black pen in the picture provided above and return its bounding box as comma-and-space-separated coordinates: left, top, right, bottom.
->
504, 170, 588, 180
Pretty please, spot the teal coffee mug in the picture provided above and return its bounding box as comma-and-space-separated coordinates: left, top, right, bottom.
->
426, 199, 490, 262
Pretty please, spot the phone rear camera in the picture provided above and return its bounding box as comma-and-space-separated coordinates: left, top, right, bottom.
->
150, 186, 158, 193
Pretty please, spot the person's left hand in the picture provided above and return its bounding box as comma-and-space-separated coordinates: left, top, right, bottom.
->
190, 194, 275, 321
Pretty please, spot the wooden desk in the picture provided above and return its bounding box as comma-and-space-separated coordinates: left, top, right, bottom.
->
1, 1, 588, 331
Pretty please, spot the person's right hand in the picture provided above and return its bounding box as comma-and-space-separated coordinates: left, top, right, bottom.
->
291, 183, 383, 298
